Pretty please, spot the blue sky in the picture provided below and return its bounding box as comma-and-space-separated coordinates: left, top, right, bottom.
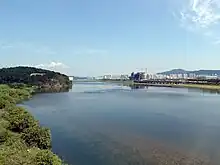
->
1, 0, 220, 76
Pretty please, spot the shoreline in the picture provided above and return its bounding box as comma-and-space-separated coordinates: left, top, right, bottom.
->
132, 83, 220, 91
100, 80, 220, 91
0, 84, 67, 165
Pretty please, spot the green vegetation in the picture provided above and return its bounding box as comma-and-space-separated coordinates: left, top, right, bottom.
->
0, 85, 65, 165
0, 66, 72, 89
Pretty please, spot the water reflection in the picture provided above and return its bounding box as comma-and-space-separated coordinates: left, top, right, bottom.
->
129, 84, 148, 90
35, 86, 71, 93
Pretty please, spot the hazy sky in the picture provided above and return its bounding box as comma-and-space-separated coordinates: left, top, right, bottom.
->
1, 0, 220, 76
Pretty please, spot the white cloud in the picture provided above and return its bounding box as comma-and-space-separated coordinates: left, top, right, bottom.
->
180, 0, 220, 28
177, 0, 220, 44
35, 64, 45, 68
35, 62, 69, 69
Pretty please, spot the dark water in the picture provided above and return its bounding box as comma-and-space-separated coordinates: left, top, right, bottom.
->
23, 82, 220, 165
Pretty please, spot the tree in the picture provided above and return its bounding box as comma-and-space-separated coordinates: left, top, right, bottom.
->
22, 125, 51, 150
3, 106, 36, 133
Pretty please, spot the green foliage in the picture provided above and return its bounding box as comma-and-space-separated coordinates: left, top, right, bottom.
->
0, 86, 31, 107
0, 94, 16, 104
0, 146, 63, 165
3, 106, 36, 133
0, 140, 32, 165
0, 127, 10, 144
8, 88, 21, 103
0, 99, 10, 109
22, 126, 51, 150
0, 118, 9, 129
16, 88, 31, 100
0, 84, 66, 164
35, 150, 62, 165
0, 66, 70, 87
0, 85, 10, 90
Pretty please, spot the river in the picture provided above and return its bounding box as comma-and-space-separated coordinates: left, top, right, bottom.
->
22, 82, 220, 165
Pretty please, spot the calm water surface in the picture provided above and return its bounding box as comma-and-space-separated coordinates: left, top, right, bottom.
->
23, 82, 220, 165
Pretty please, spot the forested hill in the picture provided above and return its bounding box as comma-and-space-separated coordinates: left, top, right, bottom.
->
0, 66, 72, 88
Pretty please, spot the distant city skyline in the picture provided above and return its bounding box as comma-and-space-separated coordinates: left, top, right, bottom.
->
1, 0, 220, 76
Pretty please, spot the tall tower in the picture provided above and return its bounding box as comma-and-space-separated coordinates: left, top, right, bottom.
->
145, 68, 148, 74
144, 68, 148, 79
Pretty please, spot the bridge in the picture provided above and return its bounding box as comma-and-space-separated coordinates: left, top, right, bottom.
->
134, 79, 220, 85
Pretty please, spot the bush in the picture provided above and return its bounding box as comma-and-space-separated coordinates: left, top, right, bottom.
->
0, 119, 9, 129
0, 94, 16, 104
0, 144, 32, 165
3, 106, 36, 133
0, 99, 10, 109
0, 127, 10, 144
16, 89, 31, 100
22, 126, 51, 150
8, 89, 20, 102
0, 119, 16, 145
35, 150, 62, 165
0, 147, 62, 165
0, 85, 10, 90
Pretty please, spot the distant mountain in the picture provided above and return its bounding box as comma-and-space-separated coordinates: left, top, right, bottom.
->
158, 69, 220, 76
159, 69, 188, 75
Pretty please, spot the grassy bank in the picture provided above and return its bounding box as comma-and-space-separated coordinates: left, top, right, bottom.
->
0, 84, 65, 165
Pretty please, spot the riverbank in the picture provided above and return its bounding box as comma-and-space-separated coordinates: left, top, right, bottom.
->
0, 84, 66, 165
133, 82, 220, 91
101, 79, 220, 91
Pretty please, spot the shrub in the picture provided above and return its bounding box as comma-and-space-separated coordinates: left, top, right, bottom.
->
3, 106, 36, 133
0, 85, 10, 90
35, 150, 62, 165
22, 126, 51, 150
16, 89, 31, 100
0, 94, 16, 104
0, 119, 11, 144
0, 119, 9, 129
8, 89, 20, 102
0, 127, 10, 144
0, 146, 62, 165
0, 145, 31, 165
0, 141, 33, 165
0, 99, 10, 109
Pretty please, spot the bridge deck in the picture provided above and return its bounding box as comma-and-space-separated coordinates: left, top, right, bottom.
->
134, 79, 220, 85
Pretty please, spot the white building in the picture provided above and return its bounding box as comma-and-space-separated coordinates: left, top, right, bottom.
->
68, 76, 74, 81
30, 73, 45, 76
103, 75, 112, 79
